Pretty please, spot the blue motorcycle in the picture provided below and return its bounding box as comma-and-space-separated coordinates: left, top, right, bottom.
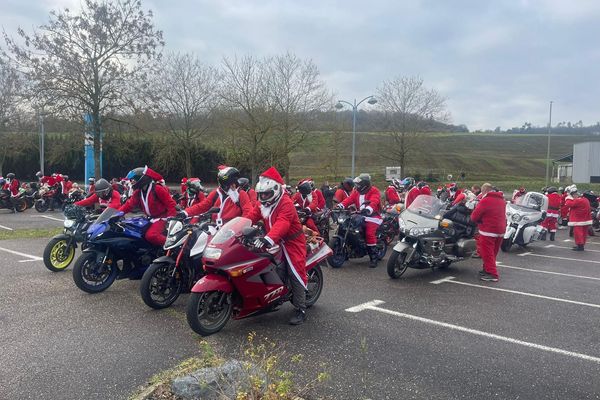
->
72, 207, 161, 293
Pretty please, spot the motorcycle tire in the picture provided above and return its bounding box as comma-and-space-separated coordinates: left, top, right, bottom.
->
140, 262, 184, 309
43, 237, 76, 272
14, 198, 27, 212
305, 264, 324, 308
35, 200, 49, 213
500, 238, 513, 252
376, 238, 388, 260
186, 291, 232, 336
72, 252, 118, 293
387, 250, 409, 279
327, 237, 346, 268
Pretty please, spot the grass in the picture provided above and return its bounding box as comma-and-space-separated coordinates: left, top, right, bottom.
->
0, 227, 62, 240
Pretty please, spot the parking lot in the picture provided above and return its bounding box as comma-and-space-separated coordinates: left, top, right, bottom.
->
1, 208, 599, 399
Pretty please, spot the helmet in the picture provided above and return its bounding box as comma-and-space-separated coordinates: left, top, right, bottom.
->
417, 181, 428, 189
36, 171, 43, 178
256, 176, 283, 206
237, 177, 250, 191
6, 173, 15, 180
88, 177, 96, 184
63, 175, 69, 181
448, 182, 457, 192
341, 177, 354, 192
568, 185, 578, 195
558, 186, 564, 193
95, 179, 111, 200
186, 178, 205, 195
0, 178, 5, 186
126, 167, 151, 190
284, 185, 294, 196
401, 177, 415, 189
391, 178, 402, 190
297, 180, 312, 196
353, 173, 371, 194
217, 166, 240, 191
547, 186, 558, 194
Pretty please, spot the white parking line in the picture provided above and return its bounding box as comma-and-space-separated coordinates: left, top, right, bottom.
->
35, 215, 63, 222
0, 224, 14, 231
545, 244, 600, 253
496, 262, 600, 281
430, 276, 600, 309
563, 239, 600, 246
346, 300, 600, 364
517, 252, 600, 264
0, 246, 43, 261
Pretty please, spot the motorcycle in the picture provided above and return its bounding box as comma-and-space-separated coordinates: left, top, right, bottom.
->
185, 216, 331, 336
582, 191, 599, 235
0, 188, 27, 213
296, 207, 331, 242
72, 207, 160, 293
34, 185, 64, 212
327, 208, 388, 268
43, 205, 97, 272
380, 204, 403, 245
387, 195, 477, 279
139, 208, 219, 309
501, 192, 548, 252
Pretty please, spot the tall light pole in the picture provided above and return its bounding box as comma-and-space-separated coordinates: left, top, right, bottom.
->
545, 101, 553, 186
335, 95, 377, 177
38, 108, 49, 176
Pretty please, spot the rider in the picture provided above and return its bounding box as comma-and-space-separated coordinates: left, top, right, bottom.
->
565, 186, 592, 251
292, 179, 322, 233
119, 166, 177, 246
74, 178, 121, 210
238, 177, 257, 205
333, 178, 354, 206
178, 166, 252, 226
512, 186, 526, 203
384, 179, 402, 206
246, 166, 308, 325
181, 178, 206, 208
87, 177, 96, 196
3, 173, 20, 212
337, 173, 382, 268
542, 186, 561, 241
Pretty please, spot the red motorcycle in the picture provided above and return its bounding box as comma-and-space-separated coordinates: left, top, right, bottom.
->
186, 217, 331, 336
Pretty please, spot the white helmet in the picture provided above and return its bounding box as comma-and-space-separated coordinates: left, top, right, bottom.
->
255, 176, 283, 206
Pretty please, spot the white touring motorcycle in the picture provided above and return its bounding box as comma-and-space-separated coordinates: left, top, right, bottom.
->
501, 192, 548, 252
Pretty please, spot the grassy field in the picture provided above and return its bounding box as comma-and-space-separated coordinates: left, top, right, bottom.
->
288, 132, 600, 192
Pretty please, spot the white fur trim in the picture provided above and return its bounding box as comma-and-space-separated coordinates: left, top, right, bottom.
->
264, 236, 275, 246
568, 220, 592, 226
478, 230, 503, 237
282, 246, 307, 289
365, 216, 383, 225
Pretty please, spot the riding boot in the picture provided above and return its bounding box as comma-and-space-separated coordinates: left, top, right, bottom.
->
367, 246, 378, 268
549, 232, 555, 241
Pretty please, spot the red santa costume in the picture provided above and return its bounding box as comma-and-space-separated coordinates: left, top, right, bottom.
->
119, 167, 177, 246
291, 188, 321, 233
542, 190, 562, 236
405, 186, 421, 209
339, 184, 382, 246
247, 188, 258, 205
560, 191, 570, 223
385, 185, 401, 205
333, 188, 351, 204
470, 191, 506, 280
247, 167, 307, 287
566, 194, 592, 249
75, 190, 121, 209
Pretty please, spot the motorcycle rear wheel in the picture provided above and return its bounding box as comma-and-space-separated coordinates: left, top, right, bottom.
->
140, 262, 184, 309
327, 237, 346, 268
186, 291, 232, 336
35, 200, 49, 213
305, 264, 324, 307
387, 250, 409, 279
72, 252, 118, 293
14, 199, 27, 212
500, 238, 513, 252
376, 238, 388, 260
43, 237, 76, 272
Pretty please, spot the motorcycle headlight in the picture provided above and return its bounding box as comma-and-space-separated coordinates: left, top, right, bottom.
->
337, 215, 347, 224
511, 214, 522, 223
64, 219, 76, 228
204, 246, 222, 260
168, 221, 183, 236
398, 217, 406, 231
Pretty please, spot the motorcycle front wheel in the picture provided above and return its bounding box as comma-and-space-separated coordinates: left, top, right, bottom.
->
140, 262, 184, 309
387, 250, 409, 279
305, 264, 324, 307
186, 291, 232, 336
376, 238, 388, 260
43, 237, 76, 272
35, 200, 49, 213
500, 238, 513, 252
327, 237, 346, 268
14, 198, 27, 212
72, 252, 118, 293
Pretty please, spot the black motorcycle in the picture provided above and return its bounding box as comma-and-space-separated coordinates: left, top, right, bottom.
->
387, 195, 476, 279
380, 204, 403, 245
43, 205, 97, 272
72, 207, 161, 293
296, 207, 331, 242
139, 209, 218, 309
0, 188, 27, 213
327, 209, 388, 268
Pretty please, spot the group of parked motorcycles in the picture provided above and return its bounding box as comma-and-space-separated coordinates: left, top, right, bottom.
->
0, 181, 89, 213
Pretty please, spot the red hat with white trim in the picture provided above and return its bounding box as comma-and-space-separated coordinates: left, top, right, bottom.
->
260, 167, 285, 185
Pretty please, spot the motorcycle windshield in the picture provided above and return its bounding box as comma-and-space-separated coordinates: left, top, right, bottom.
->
514, 192, 547, 211
92, 207, 120, 225
210, 217, 251, 245
406, 195, 446, 219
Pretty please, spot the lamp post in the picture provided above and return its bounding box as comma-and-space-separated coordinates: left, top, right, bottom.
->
335, 95, 377, 177
545, 101, 553, 186
38, 108, 49, 176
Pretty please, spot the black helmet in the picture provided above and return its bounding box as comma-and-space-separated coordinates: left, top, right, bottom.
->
95, 178, 111, 200
297, 181, 312, 196
0, 178, 5, 186
546, 186, 558, 194
341, 177, 354, 192
126, 167, 151, 190
63, 175, 69, 181
217, 167, 240, 191
237, 177, 250, 191
6, 173, 15, 180
353, 173, 371, 194
417, 181, 428, 189
186, 179, 205, 195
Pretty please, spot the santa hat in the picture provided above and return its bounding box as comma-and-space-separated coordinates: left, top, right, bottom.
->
260, 167, 285, 185
181, 177, 188, 184
297, 177, 313, 186
143, 166, 164, 182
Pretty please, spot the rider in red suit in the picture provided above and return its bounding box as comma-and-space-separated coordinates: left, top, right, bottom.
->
542, 187, 561, 241
75, 178, 121, 209
338, 173, 382, 268
333, 178, 354, 206
4, 173, 20, 196
238, 177, 258, 205
180, 166, 252, 226
292, 179, 322, 233
119, 166, 177, 246
385, 179, 401, 206
565, 187, 592, 251
180, 178, 206, 208
247, 166, 308, 325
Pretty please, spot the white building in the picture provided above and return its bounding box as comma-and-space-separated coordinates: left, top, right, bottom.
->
572, 142, 600, 184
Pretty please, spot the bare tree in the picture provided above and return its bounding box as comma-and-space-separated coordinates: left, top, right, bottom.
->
3, 0, 164, 178
377, 76, 449, 175
269, 53, 331, 180
0, 57, 24, 174
150, 52, 221, 176
219, 55, 276, 182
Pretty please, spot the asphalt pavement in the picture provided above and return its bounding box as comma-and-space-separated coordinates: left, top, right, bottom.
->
0, 213, 599, 399
0, 208, 65, 230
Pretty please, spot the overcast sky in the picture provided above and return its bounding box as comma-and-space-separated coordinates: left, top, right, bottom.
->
2, 0, 600, 130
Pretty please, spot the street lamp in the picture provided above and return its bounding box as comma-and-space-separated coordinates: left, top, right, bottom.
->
38, 108, 50, 176
545, 101, 553, 186
335, 95, 377, 177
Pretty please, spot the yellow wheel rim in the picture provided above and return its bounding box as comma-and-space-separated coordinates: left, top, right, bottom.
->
50, 240, 75, 270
